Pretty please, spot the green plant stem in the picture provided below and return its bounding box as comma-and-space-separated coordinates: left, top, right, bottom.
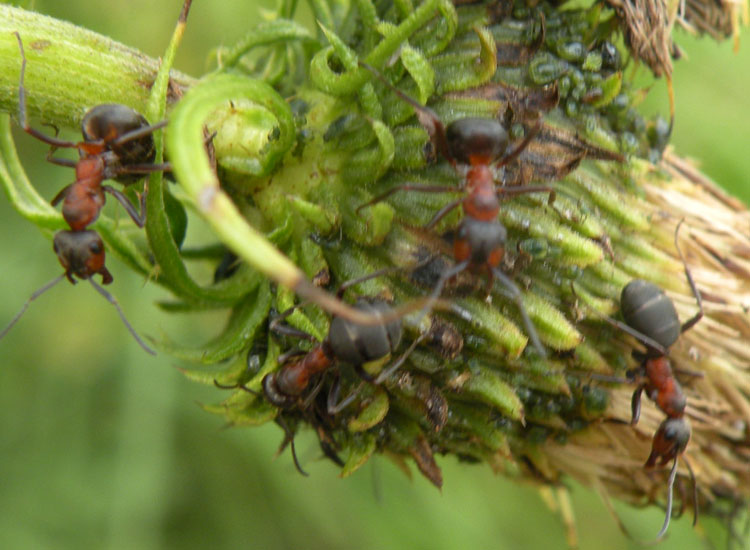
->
0, 6, 195, 128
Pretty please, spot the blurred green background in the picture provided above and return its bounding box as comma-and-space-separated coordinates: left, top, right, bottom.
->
0, 1, 747, 548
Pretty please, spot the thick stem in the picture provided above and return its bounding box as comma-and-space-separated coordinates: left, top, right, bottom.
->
0, 6, 195, 128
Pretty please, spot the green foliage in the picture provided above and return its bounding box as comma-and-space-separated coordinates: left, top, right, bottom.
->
0, 1, 748, 549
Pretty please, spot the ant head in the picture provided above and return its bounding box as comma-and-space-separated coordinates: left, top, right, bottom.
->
647, 417, 691, 467
446, 118, 509, 165
328, 298, 403, 366
53, 230, 111, 283
621, 279, 680, 352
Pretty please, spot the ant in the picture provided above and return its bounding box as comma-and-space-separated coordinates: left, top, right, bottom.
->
215, 351, 344, 477
0, 229, 156, 355
265, 269, 423, 414
605, 220, 703, 540
215, 270, 424, 472
357, 61, 554, 357
14, 33, 171, 231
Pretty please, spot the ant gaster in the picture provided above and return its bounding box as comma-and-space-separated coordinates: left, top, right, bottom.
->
358, 61, 553, 357
14, 33, 171, 231
0, 229, 155, 355
612, 221, 703, 540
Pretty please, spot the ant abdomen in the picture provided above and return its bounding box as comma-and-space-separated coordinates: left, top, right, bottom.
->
621, 279, 681, 350
81, 104, 156, 174
328, 298, 402, 367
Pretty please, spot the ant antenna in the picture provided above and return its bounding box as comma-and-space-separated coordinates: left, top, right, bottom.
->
213, 379, 260, 396
674, 220, 703, 333
275, 415, 308, 477
646, 457, 680, 544
0, 274, 65, 340
359, 60, 452, 163
88, 278, 156, 355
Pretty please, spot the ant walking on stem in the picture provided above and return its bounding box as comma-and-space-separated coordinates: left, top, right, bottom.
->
14, 32, 172, 230
2, 1, 196, 354
357, 61, 556, 357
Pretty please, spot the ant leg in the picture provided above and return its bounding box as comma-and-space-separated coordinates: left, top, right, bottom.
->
103, 186, 145, 227
683, 455, 698, 527
530, 9, 546, 54
373, 333, 426, 384
317, 437, 344, 467
492, 267, 546, 358
356, 184, 463, 216
359, 61, 453, 164
51, 184, 72, 207
269, 319, 317, 342
424, 198, 463, 230
277, 347, 308, 365
111, 120, 169, 148
498, 184, 556, 207
269, 307, 317, 342
413, 260, 471, 324
674, 220, 703, 334
0, 274, 65, 340
327, 376, 365, 415
45, 153, 77, 169
495, 120, 541, 168
301, 375, 327, 409
13, 33, 79, 149
116, 162, 173, 175
88, 279, 156, 355
335, 265, 406, 298
631, 384, 645, 425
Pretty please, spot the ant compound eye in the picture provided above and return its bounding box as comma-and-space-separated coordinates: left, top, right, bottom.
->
89, 241, 103, 254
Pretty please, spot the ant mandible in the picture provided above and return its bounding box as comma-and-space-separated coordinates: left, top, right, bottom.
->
14, 33, 171, 231
358, 61, 554, 357
612, 220, 703, 540
0, 229, 155, 355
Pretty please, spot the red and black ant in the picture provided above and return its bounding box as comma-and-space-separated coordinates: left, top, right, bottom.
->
227, 270, 421, 413
357, 61, 555, 357
14, 33, 171, 231
1, 2, 196, 355
0, 229, 155, 355
215, 270, 423, 473
604, 221, 703, 540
